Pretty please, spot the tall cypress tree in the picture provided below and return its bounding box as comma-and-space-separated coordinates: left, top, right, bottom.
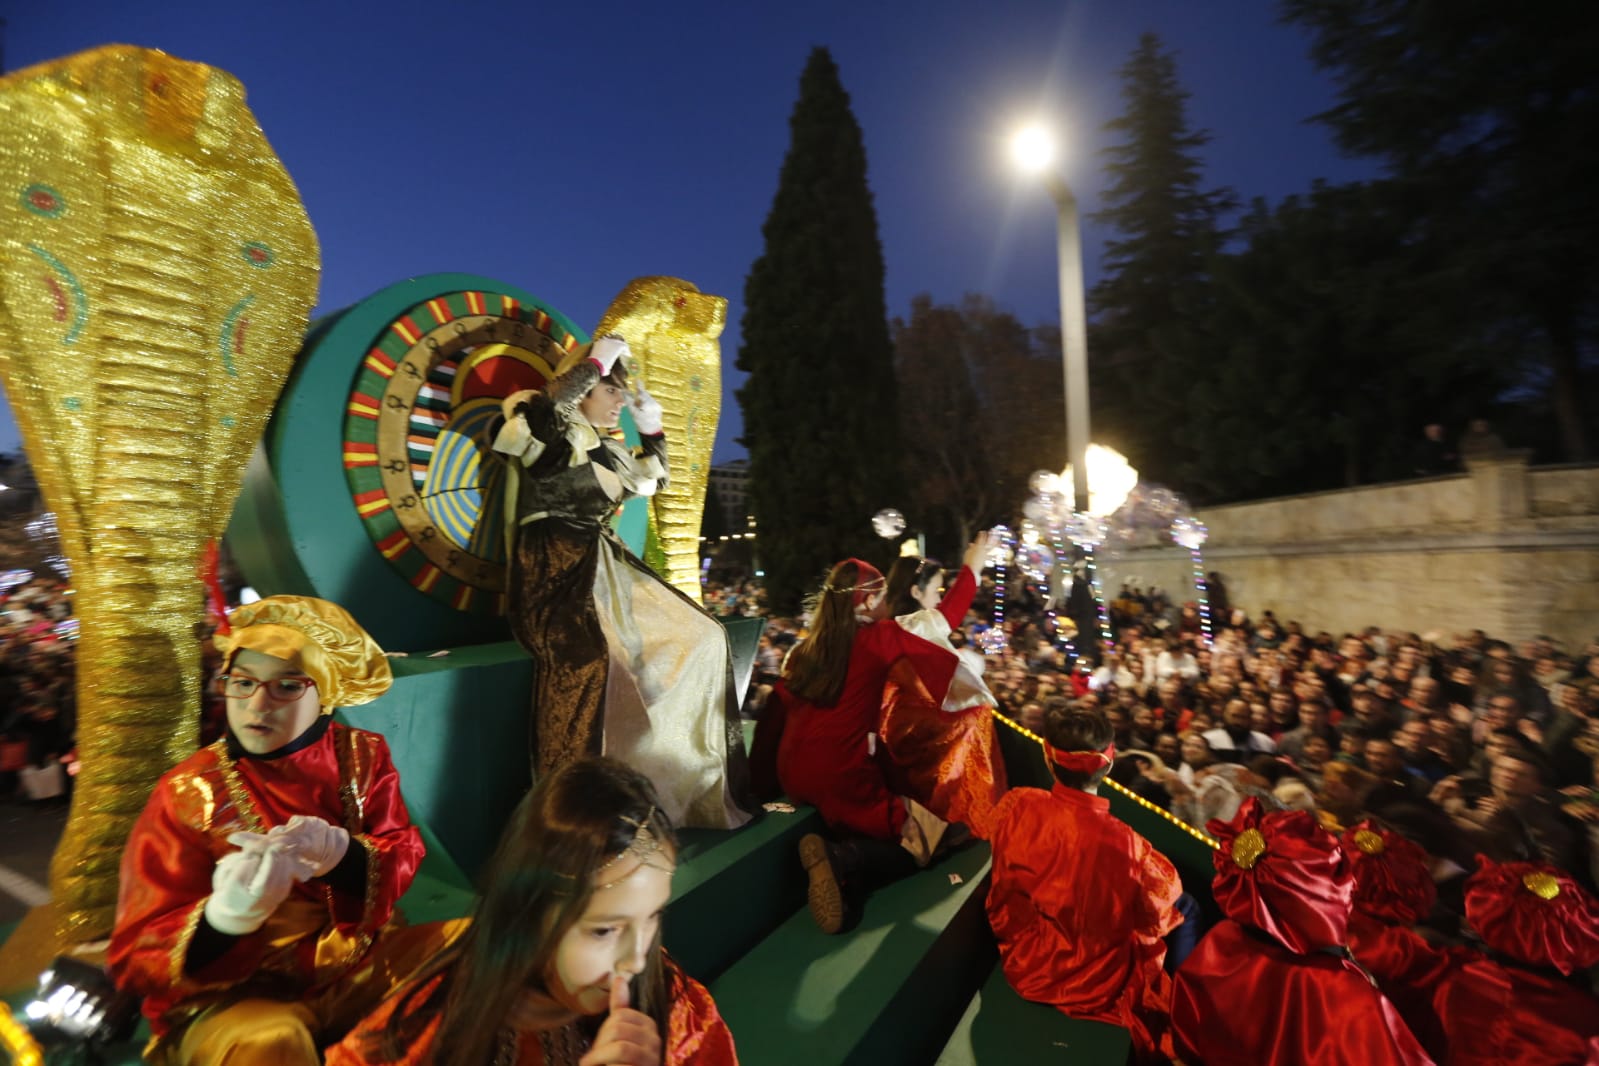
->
737, 47, 901, 611
1088, 33, 1233, 487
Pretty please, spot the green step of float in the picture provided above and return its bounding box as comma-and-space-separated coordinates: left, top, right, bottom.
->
711, 842, 995, 1066
669, 804, 822, 982
396, 819, 479, 926
934, 965, 1132, 1066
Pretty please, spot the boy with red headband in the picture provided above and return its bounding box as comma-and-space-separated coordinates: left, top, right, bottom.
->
986, 703, 1188, 1063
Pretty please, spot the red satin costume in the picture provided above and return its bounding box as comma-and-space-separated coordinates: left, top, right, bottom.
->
1172, 921, 1435, 1066
1425, 951, 1599, 1066
986, 782, 1184, 1063
1429, 859, 1599, 1065
1171, 801, 1434, 1066
108, 724, 440, 1054
769, 568, 975, 840
326, 959, 739, 1066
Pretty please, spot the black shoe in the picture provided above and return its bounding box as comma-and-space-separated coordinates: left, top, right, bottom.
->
799, 833, 849, 934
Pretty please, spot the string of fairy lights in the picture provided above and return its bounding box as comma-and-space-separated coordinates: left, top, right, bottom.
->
1082, 543, 1114, 654
978, 525, 1014, 655
989, 709, 1222, 850
1170, 516, 1213, 648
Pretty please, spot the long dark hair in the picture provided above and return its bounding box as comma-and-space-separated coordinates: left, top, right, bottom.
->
783, 560, 881, 706
369, 759, 675, 1065
883, 557, 942, 618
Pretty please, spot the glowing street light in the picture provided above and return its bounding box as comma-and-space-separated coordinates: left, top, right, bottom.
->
1060, 444, 1139, 518
1008, 123, 1058, 175
1008, 119, 1092, 519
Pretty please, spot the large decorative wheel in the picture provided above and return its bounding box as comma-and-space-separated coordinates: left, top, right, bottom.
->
341, 289, 580, 614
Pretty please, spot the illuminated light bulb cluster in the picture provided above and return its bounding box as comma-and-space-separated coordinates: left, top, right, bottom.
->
987, 711, 1221, 849
1170, 516, 1213, 647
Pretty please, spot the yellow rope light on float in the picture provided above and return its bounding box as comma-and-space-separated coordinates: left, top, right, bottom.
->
989, 709, 1221, 850
0, 1004, 44, 1066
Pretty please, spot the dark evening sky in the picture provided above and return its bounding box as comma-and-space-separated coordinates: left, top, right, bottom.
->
1, 0, 1374, 460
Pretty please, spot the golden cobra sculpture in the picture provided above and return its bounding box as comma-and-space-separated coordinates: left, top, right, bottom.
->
594, 277, 727, 598
0, 46, 317, 961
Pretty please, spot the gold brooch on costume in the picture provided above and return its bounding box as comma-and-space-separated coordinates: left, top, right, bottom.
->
1231, 828, 1267, 870
595, 807, 674, 889
1352, 829, 1385, 855
1521, 870, 1561, 901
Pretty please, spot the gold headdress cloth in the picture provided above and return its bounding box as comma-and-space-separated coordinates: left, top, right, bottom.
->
215, 595, 391, 709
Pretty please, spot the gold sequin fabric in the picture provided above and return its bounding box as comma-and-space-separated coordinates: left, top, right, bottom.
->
0, 45, 318, 942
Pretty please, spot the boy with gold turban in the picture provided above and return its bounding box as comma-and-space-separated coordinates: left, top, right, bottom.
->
108, 596, 463, 1065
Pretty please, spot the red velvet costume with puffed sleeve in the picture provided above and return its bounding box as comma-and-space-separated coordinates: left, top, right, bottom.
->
768, 568, 974, 840
1170, 801, 1435, 1066
108, 722, 426, 1041
986, 782, 1184, 1063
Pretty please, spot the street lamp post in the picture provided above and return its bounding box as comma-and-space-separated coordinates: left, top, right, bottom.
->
1010, 124, 1091, 515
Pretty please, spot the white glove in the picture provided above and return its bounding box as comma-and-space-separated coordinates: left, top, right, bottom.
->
203, 846, 296, 936
588, 335, 630, 375
272, 815, 352, 878
630, 384, 664, 435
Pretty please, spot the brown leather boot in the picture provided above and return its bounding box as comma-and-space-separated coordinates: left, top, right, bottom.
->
799, 833, 849, 934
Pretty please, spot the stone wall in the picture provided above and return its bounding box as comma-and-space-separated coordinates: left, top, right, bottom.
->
1097, 454, 1599, 649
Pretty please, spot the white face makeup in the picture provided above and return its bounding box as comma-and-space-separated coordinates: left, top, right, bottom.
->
224, 648, 321, 754
546, 853, 675, 1016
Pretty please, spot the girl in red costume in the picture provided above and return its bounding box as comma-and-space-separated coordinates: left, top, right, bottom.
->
753, 535, 989, 933
877, 552, 1008, 839
328, 758, 737, 1066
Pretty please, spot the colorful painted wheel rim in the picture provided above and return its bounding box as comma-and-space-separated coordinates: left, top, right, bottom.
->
341, 288, 581, 614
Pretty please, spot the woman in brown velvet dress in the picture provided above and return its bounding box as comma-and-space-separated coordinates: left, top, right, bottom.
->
494, 335, 752, 829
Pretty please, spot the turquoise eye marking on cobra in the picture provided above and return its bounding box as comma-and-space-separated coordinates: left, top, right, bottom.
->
240, 241, 274, 268
220, 295, 256, 376
26, 244, 87, 345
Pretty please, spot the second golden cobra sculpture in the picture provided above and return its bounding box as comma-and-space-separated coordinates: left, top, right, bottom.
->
595, 277, 727, 599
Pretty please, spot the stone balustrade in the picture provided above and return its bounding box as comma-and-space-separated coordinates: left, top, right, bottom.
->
1097, 454, 1599, 648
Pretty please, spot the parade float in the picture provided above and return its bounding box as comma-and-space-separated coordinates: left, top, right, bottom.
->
0, 45, 1215, 1066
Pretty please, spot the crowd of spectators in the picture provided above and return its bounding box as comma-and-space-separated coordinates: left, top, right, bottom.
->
0, 577, 77, 802
721, 568, 1599, 897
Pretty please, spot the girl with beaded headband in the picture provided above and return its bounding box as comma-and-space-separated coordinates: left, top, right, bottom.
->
329, 757, 737, 1066
749, 535, 991, 934
493, 335, 754, 832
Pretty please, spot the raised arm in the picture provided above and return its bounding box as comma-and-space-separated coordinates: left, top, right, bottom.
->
939, 532, 993, 629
